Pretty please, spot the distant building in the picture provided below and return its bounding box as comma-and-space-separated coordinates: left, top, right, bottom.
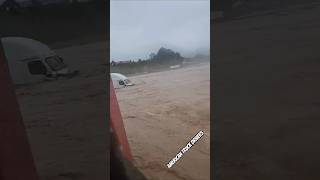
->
120, 60, 131, 63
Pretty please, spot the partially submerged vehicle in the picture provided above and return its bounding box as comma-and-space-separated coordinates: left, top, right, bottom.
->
169, 64, 181, 69
1, 37, 78, 85
111, 73, 134, 89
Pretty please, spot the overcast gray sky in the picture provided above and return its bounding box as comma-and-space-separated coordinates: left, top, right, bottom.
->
111, 0, 210, 62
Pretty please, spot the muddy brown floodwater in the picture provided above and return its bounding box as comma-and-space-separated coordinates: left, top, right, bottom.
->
15, 42, 108, 180
116, 62, 210, 180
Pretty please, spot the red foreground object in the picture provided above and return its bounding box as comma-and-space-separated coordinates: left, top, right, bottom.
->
110, 80, 133, 161
0, 42, 39, 179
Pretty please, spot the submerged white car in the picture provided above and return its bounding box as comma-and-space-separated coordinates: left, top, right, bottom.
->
111, 73, 134, 89
1, 37, 78, 85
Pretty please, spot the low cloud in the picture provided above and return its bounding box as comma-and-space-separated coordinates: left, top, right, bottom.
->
111, 0, 210, 61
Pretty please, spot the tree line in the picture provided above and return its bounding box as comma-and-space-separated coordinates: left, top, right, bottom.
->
110, 47, 185, 75
111, 47, 184, 67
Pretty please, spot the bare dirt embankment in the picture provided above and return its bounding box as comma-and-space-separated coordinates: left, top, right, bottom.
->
115, 62, 210, 180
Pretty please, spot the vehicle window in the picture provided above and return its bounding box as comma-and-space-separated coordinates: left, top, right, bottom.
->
28, 61, 47, 75
45, 56, 66, 71
57, 56, 64, 63
124, 79, 131, 84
